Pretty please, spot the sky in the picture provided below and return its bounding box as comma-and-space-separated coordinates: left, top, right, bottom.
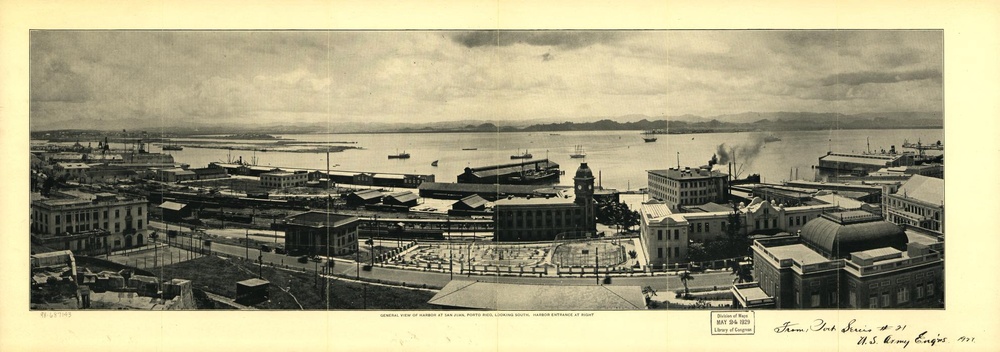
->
29, 30, 943, 130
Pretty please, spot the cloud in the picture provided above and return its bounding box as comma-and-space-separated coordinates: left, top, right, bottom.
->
451, 31, 621, 49
30, 56, 92, 102
819, 69, 941, 86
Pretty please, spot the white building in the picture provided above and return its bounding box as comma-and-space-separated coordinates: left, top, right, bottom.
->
640, 197, 837, 265
647, 166, 729, 210
31, 192, 150, 252
260, 169, 309, 188
882, 175, 944, 233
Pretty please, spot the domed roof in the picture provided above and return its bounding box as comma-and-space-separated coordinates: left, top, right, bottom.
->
574, 162, 594, 179
800, 211, 908, 258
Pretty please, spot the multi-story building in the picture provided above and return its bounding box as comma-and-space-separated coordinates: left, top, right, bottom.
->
30, 191, 150, 253
260, 169, 309, 188
882, 175, 944, 233
647, 166, 729, 210
732, 210, 943, 309
493, 163, 596, 241
282, 211, 361, 256
640, 198, 836, 265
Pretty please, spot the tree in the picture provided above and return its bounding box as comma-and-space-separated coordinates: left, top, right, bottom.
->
679, 270, 694, 297
724, 202, 748, 258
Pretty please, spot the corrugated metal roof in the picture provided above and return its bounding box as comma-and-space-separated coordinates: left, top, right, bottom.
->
455, 194, 488, 209
387, 191, 418, 203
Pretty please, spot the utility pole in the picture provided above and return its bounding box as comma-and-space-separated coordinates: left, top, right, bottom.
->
448, 217, 453, 280
595, 248, 600, 285
245, 229, 249, 260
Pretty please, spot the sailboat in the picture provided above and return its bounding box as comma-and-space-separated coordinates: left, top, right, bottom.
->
642, 130, 658, 142
570, 145, 586, 158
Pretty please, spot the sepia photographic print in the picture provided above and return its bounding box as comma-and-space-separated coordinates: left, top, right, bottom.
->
27, 29, 944, 312
5, 1, 1000, 351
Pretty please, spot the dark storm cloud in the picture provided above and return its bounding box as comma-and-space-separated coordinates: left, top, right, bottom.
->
452, 31, 621, 49
819, 68, 941, 86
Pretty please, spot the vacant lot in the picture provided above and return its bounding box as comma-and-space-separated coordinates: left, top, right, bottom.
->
159, 255, 439, 310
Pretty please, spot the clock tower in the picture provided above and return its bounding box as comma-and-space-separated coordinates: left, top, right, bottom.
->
573, 162, 596, 233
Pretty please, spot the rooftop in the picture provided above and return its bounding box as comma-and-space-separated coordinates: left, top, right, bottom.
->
494, 195, 576, 206
812, 194, 866, 210
894, 175, 944, 206
766, 244, 831, 265
648, 167, 727, 181
159, 201, 187, 211
454, 194, 489, 209
800, 211, 908, 258
284, 211, 359, 228
428, 280, 646, 310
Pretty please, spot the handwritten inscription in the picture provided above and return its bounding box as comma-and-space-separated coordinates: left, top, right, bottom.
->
770, 319, 977, 348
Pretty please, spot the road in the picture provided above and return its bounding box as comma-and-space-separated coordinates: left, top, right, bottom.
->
149, 220, 739, 293
199, 240, 738, 293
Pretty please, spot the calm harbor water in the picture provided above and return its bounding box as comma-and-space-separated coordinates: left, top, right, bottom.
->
40, 128, 944, 191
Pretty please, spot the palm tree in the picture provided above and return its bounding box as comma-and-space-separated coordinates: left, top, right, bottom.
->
679, 270, 694, 297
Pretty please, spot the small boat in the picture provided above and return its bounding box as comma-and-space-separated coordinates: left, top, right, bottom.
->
642, 130, 657, 142
510, 149, 533, 159
570, 145, 586, 159
764, 135, 781, 143
462, 148, 478, 151
388, 151, 410, 159
431, 160, 438, 167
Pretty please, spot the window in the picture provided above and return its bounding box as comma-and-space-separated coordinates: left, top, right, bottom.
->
917, 285, 925, 299
705, 223, 710, 232
657, 230, 662, 241
657, 247, 663, 259
674, 230, 679, 240
789, 218, 794, 226
55, 227, 60, 234
674, 247, 679, 257
811, 293, 821, 307
850, 291, 857, 307
55, 215, 60, 224
114, 223, 120, 232
881, 292, 891, 307
772, 219, 777, 228
137, 220, 143, 229
755, 220, 760, 230
115, 209, 120, 218
696, 223, 702, 233
830, 292, 838, 305
869, 295, 879, 308
104, 210, 108, 219
897, 287, 909, 304
138, 207, 143, 215
927, 282, 935, 296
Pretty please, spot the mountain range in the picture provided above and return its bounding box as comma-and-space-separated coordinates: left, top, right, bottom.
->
29, 111, 942, 134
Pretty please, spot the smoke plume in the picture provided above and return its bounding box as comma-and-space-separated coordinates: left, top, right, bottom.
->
714, 137, 767, 168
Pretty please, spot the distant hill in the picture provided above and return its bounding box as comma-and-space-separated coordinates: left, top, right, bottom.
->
29, 111, 941, 135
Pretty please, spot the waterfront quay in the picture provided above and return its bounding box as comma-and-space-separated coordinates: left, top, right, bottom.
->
28, 130, 944, 310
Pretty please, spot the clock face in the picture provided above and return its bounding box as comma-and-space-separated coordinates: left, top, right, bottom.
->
577, 185, 582, 190
588, 185, 592, 190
